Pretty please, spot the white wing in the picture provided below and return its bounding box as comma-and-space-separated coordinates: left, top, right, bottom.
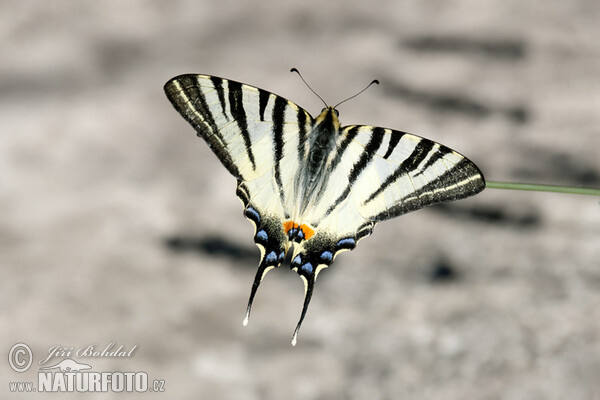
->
165, 74, 315, 324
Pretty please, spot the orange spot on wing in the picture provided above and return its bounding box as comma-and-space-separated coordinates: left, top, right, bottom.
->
283, 221, 299, 232
300, 224, 314, 240
283, 220, 315, 240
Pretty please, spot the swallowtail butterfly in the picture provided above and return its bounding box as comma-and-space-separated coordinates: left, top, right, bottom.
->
164, 73, 485, 345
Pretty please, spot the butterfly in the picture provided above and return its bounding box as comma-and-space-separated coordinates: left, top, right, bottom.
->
164, 73, 485, 345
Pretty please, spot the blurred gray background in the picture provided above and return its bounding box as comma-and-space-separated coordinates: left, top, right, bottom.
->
2, 1, 599, 399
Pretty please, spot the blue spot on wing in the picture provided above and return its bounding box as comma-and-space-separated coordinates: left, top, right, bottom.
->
292, 255, 302, 266
300, 263, 313, 274
244, 207, 261, 223
255, 229, 268, 242
265, 251, 278, 264
336, 238, 356, 249
287, 228, 298, 240
320, 251, 333, 263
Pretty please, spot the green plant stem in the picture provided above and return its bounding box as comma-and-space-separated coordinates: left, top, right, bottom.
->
486, 181, 600, 196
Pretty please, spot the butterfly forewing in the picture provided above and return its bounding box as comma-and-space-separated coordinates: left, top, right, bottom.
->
164, 74, 312, 184
164, 73, 485, 345
345, 125, 484, 221
298, 125, 484, 237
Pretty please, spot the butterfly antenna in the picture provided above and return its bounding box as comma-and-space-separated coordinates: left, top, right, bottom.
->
290, 68, 328, 108
333, 79, 380, 109
291, 275, 315, 346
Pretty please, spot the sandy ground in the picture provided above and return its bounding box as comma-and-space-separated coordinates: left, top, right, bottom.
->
2, 1, 600, 399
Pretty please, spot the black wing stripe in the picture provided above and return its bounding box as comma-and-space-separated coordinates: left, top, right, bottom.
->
328, 126, 360, 173
414, 144, 452, 176
272, 95, 287, 204
297, 108, 308, 161
164, 76, 242, 178
371, 158, 485, 221
258, 88, 270, 121
325, 127, 386, 216
363, 139, 435, 205
228, 81, 257, 171
184, 76, 221, 142
210, 76, 228, 121
348, 127, 386, 184
382, 131, 403, 159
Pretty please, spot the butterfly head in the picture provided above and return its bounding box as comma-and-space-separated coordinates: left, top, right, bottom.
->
315, 106, 341, 133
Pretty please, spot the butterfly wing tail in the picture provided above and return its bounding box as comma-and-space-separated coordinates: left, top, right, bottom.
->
244, 257, 276, 326
238, 183, 290, 326
290, 251, 321, 346
291, 271, 315, 346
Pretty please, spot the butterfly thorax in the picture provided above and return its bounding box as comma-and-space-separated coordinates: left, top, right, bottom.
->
293, 107, 340, 218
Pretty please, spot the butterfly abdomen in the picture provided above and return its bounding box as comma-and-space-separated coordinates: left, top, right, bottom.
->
294, 107, 341, 215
